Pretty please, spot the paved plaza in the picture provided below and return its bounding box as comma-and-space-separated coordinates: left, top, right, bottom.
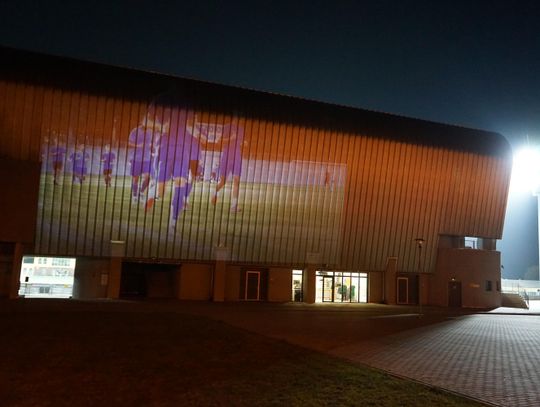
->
329, 314, 540, 406
184, 302, 540, 406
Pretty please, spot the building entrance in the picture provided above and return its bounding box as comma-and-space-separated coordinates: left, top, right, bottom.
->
315, 271, 368, 303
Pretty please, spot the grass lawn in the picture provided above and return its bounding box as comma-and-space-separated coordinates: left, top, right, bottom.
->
0, 301, 482, 406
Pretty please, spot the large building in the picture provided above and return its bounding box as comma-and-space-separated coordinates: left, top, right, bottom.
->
0, 47, 512, 307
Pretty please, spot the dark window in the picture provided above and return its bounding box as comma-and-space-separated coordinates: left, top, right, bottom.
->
496, 281, 500, 292
486, 280, 492, 291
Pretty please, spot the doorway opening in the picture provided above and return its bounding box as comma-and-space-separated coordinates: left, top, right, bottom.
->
245, 271, 261, 300
291, 269, 303, 302
396, 274, 419, 305
19, 256, 76, 298
448, 281, 462, 307
240, 269, 268, 301
397, 277, 409, 304
315, 271, 367, 303
120, 262, 177, 299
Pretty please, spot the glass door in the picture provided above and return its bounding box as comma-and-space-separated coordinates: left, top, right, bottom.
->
291, 269, 303, 302
342, 275, 352, 302
322, 276, 334, 302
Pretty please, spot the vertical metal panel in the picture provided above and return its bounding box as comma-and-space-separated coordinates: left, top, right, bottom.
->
349, 135, 369, 268
339, 132, 358, 265
378, 140, 396, 265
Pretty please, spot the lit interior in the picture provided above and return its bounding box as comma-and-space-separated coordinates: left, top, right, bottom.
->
19, 256, 76, 298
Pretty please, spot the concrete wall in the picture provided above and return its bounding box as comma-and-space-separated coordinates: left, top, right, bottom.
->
225, 266, 241, 301
384, 258, 398, 305
368, 271, 383, 303
0, 159, 40, 244
179, 263, 212, 300
268, 268, 291, 302
0, 243, 14, 297
430, 248, 502, 308
0, 158, 40, 297
73, 257, 109, 299
0, 260, 11, 298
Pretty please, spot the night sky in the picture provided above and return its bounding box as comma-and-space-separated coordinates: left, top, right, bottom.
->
1, 0, 539, 278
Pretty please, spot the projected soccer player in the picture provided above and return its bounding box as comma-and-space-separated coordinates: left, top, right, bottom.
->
70, 143, 90, 184
100, 144, 116, 187
211, 116, 244, 213
145, 106, 197, 230
48, 135, 67, 185
128, 118, 157, 203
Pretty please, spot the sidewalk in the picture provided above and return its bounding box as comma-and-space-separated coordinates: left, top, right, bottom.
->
329, 314, 540, 406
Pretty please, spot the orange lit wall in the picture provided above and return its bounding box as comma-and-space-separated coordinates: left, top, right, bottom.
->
0, 49, 512, 274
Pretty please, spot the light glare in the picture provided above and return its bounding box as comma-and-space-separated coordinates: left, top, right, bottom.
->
511, 147, 540, 194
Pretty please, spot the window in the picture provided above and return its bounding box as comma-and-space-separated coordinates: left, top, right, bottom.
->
486, 280, 492, 291
54, 268, 73, 277
315, 271, 368, 303
23, 257, 34, 264
52, 258, 71, 266
496, 281, 501, 292
19, 256, 76, 299
34, 268, 54, 276
465, 237, 478, 249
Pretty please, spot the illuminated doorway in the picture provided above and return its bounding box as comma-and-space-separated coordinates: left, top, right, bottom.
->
291, 269, 303, 302
19, 256, 76, 298
315, 271, 368, 303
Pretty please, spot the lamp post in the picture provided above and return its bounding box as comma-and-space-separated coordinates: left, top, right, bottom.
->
415, 238, 425, 314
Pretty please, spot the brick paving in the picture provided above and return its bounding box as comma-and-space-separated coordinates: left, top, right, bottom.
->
330, 314, 540, 407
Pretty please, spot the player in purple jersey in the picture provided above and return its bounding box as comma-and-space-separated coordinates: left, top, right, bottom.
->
128, 119, 158, 203
211, 117, 244, 212
100, 144, 116, 187
145, 108, 197, 229
48, 136, 67, 185
70, 144, 90, 184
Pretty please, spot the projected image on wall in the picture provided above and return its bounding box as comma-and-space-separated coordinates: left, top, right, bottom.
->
35, 92, 346, 263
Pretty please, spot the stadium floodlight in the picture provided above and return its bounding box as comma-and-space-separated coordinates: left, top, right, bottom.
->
511, 144, 540, 278
511, 147, 540, 195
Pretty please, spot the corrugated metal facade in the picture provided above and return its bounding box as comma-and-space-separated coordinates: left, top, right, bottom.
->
0, 48, 512, 274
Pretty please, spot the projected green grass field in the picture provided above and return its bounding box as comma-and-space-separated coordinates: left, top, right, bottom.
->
36, 173, 344, 263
